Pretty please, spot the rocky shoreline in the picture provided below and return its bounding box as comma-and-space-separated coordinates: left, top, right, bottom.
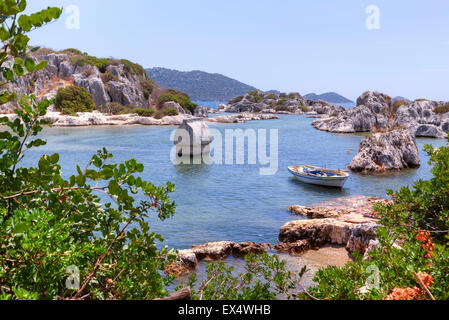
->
166, 196, 385, 277
1, 111, 279, 127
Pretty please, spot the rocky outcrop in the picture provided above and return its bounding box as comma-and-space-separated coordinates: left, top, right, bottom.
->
279, 218, 378, 254
205, 112, 279, 124
312, 105, 376, 133
1, 50, 154, 114
348, 129, 420, 173
222, 91, 344, 116
166, 241, 270, 276
161, 101, 187, 115
313, 91, 449, 139
2, 110, 280, 127
280, 196, 382, 256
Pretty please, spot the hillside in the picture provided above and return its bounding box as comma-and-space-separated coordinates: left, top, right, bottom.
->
0, 48, 200, 117
304, 92, 353, 104
146, 67, 257, 101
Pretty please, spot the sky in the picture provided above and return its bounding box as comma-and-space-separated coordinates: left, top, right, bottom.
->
25, 0, 449, 101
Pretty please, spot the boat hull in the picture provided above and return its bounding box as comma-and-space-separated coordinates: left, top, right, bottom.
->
288, 166, 349, 188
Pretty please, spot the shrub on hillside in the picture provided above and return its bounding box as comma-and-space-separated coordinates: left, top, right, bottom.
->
134, 108, 156, 117
55, 85, 95, 115
392, 100, 408, 113
275, 105, 290, 112
62, 48, 83, 55
100, 72, 119, 83
120, 59, 147, 77
298, 105, 310, 113
97, 102, 136, 115
163, 108, 179, 116
434, 103, 449, 114
140, 79, 155, 100
69, 54, 111, 73
158, 90, 197, 113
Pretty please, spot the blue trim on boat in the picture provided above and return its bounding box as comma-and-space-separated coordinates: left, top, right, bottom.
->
288, 169, 347, 181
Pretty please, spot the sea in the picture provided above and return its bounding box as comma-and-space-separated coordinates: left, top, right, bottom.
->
21, 101, 446, 250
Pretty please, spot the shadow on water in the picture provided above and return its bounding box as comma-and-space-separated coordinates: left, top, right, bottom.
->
288, 177, 351, 198
173, 154, 214, 176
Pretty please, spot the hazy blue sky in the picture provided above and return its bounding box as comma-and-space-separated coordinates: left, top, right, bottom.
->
26, 0, 449, 101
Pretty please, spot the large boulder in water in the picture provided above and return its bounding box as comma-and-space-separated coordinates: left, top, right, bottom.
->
349, 129, 420, 174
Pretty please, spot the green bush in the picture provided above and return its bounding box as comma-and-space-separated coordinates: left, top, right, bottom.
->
62, 48, 83, 55
158, 90, 197, 113
392, 100, 408, 113
69, 55, 111, 73
100, 72, 118, 83
298, 105, 310, 112
98, 102, 135, 115
275, 105, 290, 112
134, 108, 156, 117
120, 59, 147, 77
162, 108, 179, 116
184, 253, 305, 300
277, 98, 288, 106
434, 103, 449, 114
140, 79, 154, 100
55, 85, 95, 115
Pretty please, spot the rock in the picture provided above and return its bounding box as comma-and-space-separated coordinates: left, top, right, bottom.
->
107, 80, 147, 109
312, 105, 377, 133
414, 124, 447, 138
288, 205, 341, 219
193, 106, 209, 118
206, 112, 279, 124
74, 75, 111, 107
346, 223, 379, 254
3, 111, 196, 127
279, 218, 378, 254
274, 240, 311, 255
348, 129, 420, 173
161, 101, 187, 115
166, 241, 271, 276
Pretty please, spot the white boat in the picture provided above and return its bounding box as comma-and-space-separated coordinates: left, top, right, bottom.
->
288, 165, 349, 188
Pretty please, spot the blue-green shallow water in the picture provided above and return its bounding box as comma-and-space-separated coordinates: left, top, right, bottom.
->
20, 114, 446, 250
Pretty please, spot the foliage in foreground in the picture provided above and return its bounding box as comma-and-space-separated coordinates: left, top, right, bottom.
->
181, 253, 308, 300
0, 1, 177, 300
305, 140, 449, 300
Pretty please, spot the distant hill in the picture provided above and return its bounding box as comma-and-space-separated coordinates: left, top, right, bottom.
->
146, 67, 257, 101
304, 92, 353, 104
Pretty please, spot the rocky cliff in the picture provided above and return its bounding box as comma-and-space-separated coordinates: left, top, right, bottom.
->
313, 91, 449, 139
1, 49, 163, 114
348, 129, 421, 173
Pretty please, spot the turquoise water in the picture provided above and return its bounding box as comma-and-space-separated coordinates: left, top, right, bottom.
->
21, 114, 446, 250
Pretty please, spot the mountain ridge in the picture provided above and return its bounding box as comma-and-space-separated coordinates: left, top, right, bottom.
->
146, 67, 257, 101
304, 92, 353, 104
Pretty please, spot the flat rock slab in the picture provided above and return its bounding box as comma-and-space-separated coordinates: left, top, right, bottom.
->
282, 196, 382, 255
166, 241, 271, 276
288, 195, 390, 219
